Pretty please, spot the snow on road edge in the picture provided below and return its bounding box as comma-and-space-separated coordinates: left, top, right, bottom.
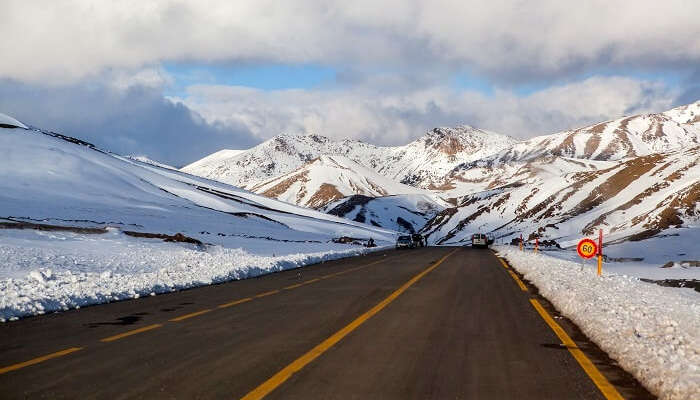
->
1, 243, 388, 322
494, 245, 699, 400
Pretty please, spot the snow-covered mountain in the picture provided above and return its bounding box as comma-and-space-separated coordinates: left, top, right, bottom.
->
371, 126, 518, 187
485, 101, 700, 164
181, 127, 517, 190
249, 155, 433, 208
323, 194, 445, 234
178, 101, 699, 251
423, 146, 699, 248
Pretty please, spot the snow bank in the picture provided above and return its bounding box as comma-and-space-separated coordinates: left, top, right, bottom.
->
0, 229, 388, 322
494, 245, 699, 399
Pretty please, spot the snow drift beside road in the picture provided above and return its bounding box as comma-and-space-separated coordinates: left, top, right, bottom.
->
0, 228, 388, 322
0, 117, 398, 321
495, 245, 699, 400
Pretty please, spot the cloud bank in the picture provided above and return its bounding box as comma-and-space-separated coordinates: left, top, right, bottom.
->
0, 1, 697, 164
0, 77, 258, 166
177, 76, 677, 145
2, 1, 699, 85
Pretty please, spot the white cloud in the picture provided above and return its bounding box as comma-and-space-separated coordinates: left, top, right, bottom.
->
176, 75, 678, 143
1, 0, 698, 84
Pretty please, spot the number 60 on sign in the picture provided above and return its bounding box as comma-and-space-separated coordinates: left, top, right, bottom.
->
577, 238, 597, 259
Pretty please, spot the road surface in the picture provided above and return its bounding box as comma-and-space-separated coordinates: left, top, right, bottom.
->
0, 247, 653, 399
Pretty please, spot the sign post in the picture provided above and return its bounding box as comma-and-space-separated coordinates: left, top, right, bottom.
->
519, 234, 523, 251
597, 229, 603, 276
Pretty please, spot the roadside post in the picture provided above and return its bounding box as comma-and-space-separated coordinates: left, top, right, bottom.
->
534, 237, 539, 253
519, 234, 523, 251
577, 238, 597, 273
597, 229, 603, 276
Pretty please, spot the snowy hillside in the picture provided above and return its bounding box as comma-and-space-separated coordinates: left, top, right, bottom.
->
0, 119, 398, 320
424, 146, 699, 268
373, 126, 518, 187
250, 155, 434, 208
181, 127, 517, 190
0, 112, 28, 129
323, 194, 446, 233
180, 148, 246, 172
486, 101, 700, 163
126, 155, 178, 170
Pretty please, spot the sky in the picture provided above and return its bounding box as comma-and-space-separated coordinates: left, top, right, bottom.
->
1, 1, 699, 167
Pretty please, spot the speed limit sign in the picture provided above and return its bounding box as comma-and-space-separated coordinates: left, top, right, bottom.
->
577, 238, 597, 259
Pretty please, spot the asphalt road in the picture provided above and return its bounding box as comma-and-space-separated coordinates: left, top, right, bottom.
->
0, 247, 653, 399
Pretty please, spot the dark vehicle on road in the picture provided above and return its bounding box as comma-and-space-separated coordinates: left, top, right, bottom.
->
396, 235, 413, 249
411, 233, 425, 247
471, 233, 489, 248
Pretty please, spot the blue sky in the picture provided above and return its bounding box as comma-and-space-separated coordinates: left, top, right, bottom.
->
163, 62, 688, 99
163, 63, 338, 97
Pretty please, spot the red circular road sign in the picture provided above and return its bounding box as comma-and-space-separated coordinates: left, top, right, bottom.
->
577, 238, 598, 259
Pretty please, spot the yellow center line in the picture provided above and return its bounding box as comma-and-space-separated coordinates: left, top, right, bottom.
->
240, 248, 459, 400
0, 347, 83, 375
283, 282, 306, 290
530, 299, 623, 400
508, 270, 528, 291
498, 257, 509, 269
169, 309, 213, 322
100, 323, 163, 342
255, 290, 280, 298
218, 297, 253, 309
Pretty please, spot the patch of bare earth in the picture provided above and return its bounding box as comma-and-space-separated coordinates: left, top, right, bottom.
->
421, 207, 458, 238
582, 122, 608, 158
436, 205, 491, 244
551, 132, 577, 157
625, 182, 699, 241
566, 153, 664, 219
585, 151, 698, 235
428, 181, 456, 190
260, 170, 310, 199
0, 220, 203, 246
598, 117, 635, 159
0, 221, 107, 234
515, 187, 540, 215
365, 180, 388, 196
306, 183, 345, 208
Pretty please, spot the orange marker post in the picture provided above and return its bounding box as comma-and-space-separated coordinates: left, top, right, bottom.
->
519, 234, 523, 251
534, 237, 539, 254
597, 229, 603, 276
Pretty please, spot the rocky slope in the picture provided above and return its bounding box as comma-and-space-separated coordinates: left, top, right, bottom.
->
484, 101, 700, 164
424, 146, 699, 247
183, 101, 699, 246
181, 126, 517, 190
249, 155, 433, 209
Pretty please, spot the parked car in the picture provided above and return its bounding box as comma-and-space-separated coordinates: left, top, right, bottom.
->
396, 235, 413, 249
471, 233, 489, 248
411, 233, 425, 247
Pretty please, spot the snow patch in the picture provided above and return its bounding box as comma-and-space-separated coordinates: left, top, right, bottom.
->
495, 245, 699, 399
